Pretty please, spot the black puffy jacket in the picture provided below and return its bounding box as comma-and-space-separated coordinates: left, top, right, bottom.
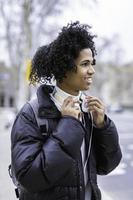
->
11, 85, 122, 200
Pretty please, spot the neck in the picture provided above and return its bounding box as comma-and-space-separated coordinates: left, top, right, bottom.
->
50, 85, 81, 111
57, 82, 79, 96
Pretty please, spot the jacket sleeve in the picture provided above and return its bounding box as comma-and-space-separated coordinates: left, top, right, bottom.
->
93, 115, 122, 175
11, 104, 85, 192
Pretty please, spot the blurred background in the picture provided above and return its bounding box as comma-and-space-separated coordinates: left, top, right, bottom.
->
0, 0, 133, 199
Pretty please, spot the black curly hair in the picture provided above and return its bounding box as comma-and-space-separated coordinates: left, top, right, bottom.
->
29, 45, 52, 84
30, 21, 97, 84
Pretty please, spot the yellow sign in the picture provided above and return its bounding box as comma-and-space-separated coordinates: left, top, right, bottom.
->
25, 59, 31, 82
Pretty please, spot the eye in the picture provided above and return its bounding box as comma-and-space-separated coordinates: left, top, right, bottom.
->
82, 62, 89, 67
81, 61, 90, 67
81, 60, 95, 67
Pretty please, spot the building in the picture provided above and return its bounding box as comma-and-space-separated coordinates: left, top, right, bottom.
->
0, 62, 17, 107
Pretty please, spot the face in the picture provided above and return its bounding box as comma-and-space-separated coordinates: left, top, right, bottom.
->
57, 48, 95, 95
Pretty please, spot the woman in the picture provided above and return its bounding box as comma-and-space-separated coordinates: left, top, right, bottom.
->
11, 21, 122, 200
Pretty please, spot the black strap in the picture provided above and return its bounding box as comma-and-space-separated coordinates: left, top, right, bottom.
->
28, 98, 49, 133
9, 97, 50, 198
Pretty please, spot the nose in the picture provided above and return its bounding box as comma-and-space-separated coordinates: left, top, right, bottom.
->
87, 65, 95, 75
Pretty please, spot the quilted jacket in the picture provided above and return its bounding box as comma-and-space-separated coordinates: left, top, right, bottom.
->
11, 84, 122, 200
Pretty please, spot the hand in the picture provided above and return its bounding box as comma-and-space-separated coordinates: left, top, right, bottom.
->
61, 96, 81, 120
85, 96, 105, 128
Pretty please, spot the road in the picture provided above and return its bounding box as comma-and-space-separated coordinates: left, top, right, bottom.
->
98, 111, 133, 200
0, 108, 133, 200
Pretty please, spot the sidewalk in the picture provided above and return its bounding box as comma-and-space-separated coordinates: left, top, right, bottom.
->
101, 190, 113, 200
0, 127, 16, 200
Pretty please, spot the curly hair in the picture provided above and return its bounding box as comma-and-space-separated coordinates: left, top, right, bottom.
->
30, 21, 97, 84
29, 45, 52, 84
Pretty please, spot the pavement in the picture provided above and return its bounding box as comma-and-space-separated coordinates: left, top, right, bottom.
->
101, 190, 114, 200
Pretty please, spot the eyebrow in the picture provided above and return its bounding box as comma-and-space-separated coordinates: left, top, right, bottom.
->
80, 59, 93, 64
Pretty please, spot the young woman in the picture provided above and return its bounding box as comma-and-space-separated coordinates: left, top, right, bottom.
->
11, 21, 122, 200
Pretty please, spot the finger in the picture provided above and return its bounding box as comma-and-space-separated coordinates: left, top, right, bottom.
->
87, 97, 105, 109
69, 98, 80, 106
87, 98, 105, 109
75, 106, 80, 110
73, 100, 80, 108
88, 101, 104, 109
89, 105, 105, 114
86, 96, 103, 105
63, 96, 73, 107
73, 99, 80, 104
89, 105, 104, 113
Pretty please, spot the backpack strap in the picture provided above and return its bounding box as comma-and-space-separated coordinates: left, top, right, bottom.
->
9, 97, 50, 199
28, 98, 49, 136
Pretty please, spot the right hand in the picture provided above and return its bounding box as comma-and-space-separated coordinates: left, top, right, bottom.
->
61, 96, 81, 119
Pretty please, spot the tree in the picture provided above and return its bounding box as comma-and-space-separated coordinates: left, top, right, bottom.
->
0, 0, 66, 109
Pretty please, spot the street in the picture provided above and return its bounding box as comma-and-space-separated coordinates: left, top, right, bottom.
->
0, 108, 133, 200
99, 111, 133, 200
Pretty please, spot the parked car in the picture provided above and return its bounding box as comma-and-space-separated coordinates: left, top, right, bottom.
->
107, 104, 124, 113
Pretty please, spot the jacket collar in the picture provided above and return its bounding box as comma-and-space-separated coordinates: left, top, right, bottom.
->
37, 84, 61, 118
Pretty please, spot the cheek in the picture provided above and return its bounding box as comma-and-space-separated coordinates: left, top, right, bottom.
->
80, 71, 86, 82
77, 76, 86, 86
70, 70, 86, 85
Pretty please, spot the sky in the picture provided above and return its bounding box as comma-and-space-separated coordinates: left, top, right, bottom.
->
59, 0, 133, 64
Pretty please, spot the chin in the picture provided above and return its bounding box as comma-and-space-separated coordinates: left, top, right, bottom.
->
83, 85, 91, 91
